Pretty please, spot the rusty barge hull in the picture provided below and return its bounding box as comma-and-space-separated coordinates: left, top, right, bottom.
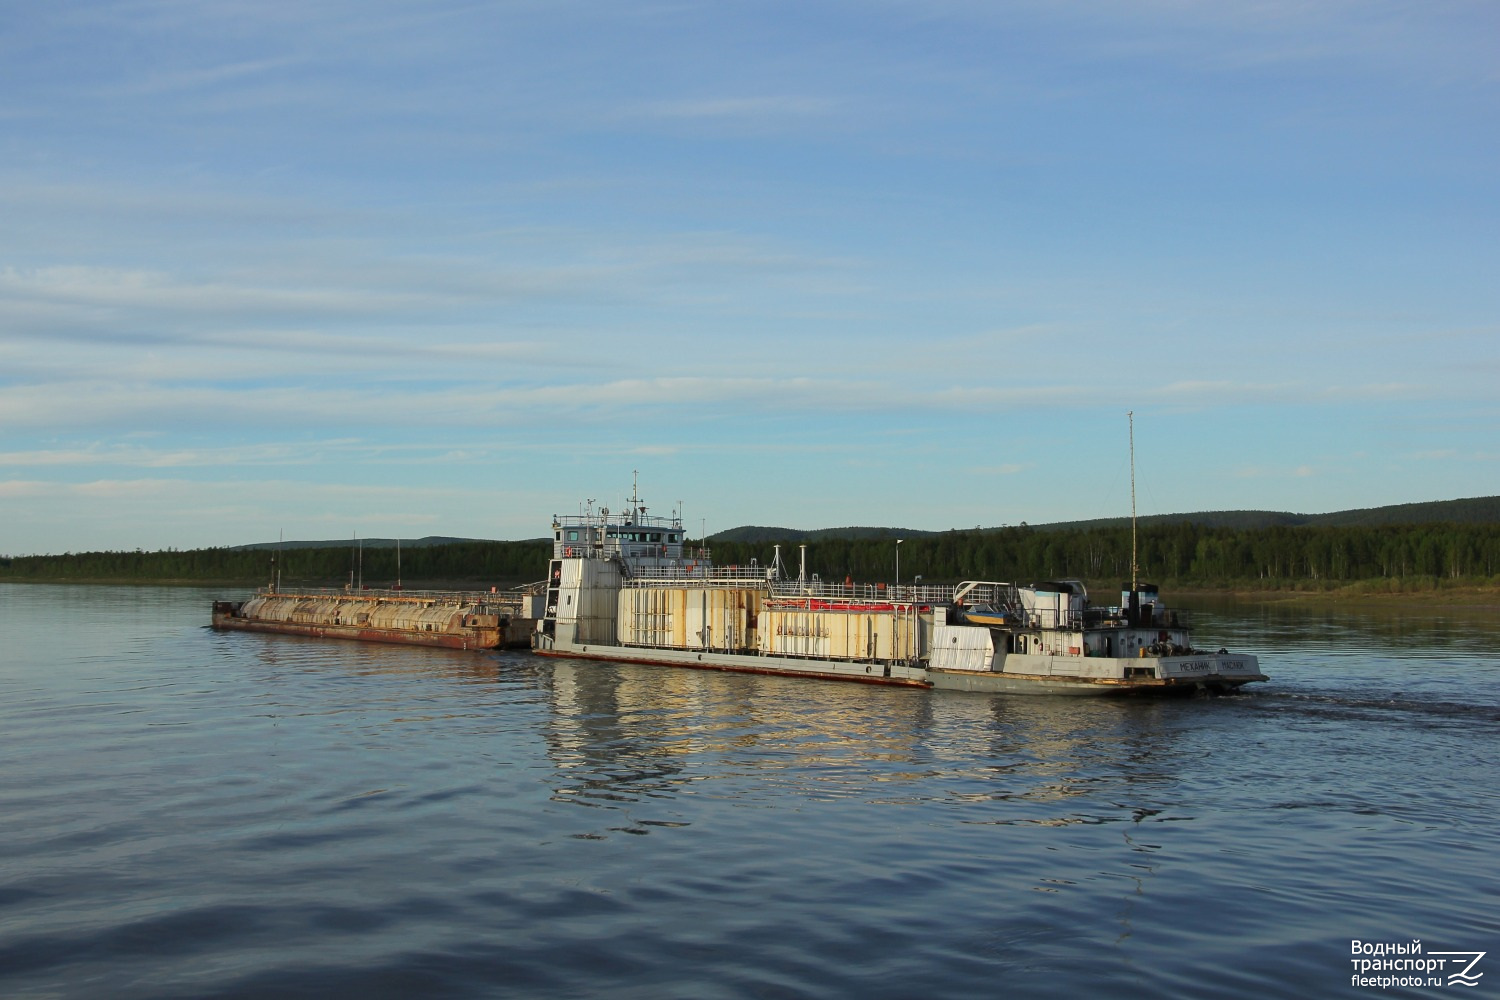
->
212, 610, 501, 650
210, 593, 527, 652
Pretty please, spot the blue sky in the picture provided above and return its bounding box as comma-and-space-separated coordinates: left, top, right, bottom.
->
2, 1, 1496, 554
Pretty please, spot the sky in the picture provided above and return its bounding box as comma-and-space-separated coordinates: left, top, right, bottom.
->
2, 0, 1497, 555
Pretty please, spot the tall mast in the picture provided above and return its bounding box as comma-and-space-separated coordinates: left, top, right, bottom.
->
1129, 410, 1138, 593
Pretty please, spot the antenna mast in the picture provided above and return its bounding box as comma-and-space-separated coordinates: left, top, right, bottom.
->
1129, 410, 1138, 593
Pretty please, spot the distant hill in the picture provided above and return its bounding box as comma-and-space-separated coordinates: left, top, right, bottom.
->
1306, 496, 1500, 527
709, 496, 1500, 542
230, 536, 492, 551
711, 525, 944, 543
1037, 496, 1500, 532
204, 496, 1500, 550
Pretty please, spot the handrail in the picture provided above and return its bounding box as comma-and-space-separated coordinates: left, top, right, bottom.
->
624, 564, 775, 587
553, 512, 682, 530
769, 580, 956, 603
257, 585, 530, 607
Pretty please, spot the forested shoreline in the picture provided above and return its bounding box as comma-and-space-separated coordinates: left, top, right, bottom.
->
0, 539, 550, 588
3, 521, 1499, 592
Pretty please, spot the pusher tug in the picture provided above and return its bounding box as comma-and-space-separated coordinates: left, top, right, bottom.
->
532, 494, 1266, 696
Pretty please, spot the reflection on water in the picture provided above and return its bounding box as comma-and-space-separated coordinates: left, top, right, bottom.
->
534, 655, 1318, 836
1185, 594, 1500, 656
2, 584, 1497, 999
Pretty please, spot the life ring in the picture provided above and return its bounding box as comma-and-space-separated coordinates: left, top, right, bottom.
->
565, 546, 573, 557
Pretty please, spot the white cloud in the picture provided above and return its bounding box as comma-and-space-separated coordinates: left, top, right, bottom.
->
635, 96, 839, 121
0, 265, 472, 317
0, 441, 351, 469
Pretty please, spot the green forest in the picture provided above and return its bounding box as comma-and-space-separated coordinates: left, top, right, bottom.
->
3, 521, 1499, 592
0, 540, 551, 588
710, 522, 1500, 591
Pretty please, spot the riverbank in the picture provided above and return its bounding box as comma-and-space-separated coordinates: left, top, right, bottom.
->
0, 577, 539, 590
1169, 584, 1500, 614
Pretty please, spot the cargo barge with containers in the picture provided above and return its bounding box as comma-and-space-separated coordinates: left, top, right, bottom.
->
533, 495, 1266, 696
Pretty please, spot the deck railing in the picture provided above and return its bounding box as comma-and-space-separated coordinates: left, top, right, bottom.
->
768, 580, 957, 604
624, 564, 776, 587
257, 585, 531, 611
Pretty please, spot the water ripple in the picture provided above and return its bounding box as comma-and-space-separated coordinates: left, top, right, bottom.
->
2, 585, 1497, 998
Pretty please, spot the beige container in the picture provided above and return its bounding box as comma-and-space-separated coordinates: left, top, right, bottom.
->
617, 587, 768, 651
757, 608, 920, 662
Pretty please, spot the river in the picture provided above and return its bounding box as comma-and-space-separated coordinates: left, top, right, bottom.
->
2, 584, 1496, 998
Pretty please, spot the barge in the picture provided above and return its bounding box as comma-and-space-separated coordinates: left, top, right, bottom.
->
207, 478, 1265, 695
533, 496, 1266, 696
211, 589, 535, 651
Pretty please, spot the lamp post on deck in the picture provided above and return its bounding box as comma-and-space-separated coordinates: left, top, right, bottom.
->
895, 538, 903, 594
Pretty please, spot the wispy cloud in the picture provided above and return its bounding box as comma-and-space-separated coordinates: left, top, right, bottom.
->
635, 96, 839, 121
0, 264, 562, 318
0, 440, 361, 469
0, 370, 1455, 435
109, 57, 300, 99
0, 480, 49, 499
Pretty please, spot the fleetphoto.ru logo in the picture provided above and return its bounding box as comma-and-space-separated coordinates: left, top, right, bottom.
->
1351, 940, 1486, 989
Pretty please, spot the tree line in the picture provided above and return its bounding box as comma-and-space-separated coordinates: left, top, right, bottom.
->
0, 540, 551, 587
3, 521, 1498, 589
711, 521, 1500, 589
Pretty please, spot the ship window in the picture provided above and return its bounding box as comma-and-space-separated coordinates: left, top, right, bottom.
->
567, 530, 579, 541
555, 531, 561, 540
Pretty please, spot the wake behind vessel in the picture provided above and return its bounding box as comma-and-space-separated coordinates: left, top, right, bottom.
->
533, 496, 1265, 696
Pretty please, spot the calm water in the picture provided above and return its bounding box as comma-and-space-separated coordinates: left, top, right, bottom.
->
2, 584, 1498, 999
